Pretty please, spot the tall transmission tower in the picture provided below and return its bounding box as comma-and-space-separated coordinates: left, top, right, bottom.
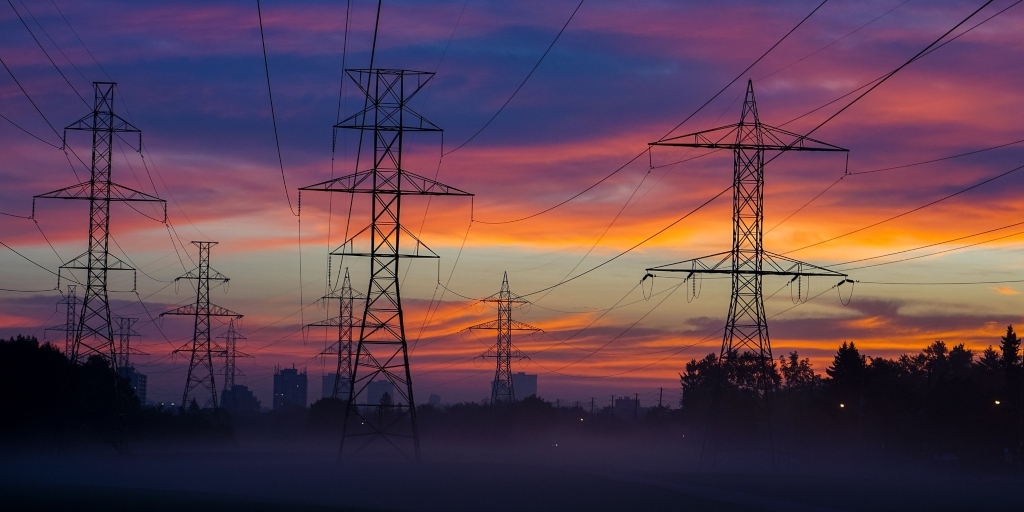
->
307, 268, 363, 400
113, 316, 145, 370
300, 69, 472, 458
646, 80, 848, 398
33, 82, 166, 446
45, 285, 78, 356
162, 241, 242, 411
217, 318, 250, 392
466, 272, 538, 405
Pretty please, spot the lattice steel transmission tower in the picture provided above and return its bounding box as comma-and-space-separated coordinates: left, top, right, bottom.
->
45, 285, 78, 356
113, 316, 145, 370
646, 81, 848, 396
33, 82, 166, 446
217, 318, 250, 392
34, 82, 166, 366
162, 241, 242, 411
307, 267, 363, 400
466, 272, 538, 405
300, 68, 472, 458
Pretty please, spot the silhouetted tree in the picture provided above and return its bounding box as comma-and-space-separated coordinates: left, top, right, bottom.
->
977, 345, 1002, 373
826, 341, 865, 407
779, 351, 816, 391
1000, 325, 1021, 372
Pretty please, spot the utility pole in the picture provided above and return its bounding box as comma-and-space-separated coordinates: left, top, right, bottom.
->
33, 82, 166, 448
306, 268, 363, 400
646, 80, 848, 462
634, 393, 639, 421
659, 387, 664, 408
590, 397, 595, 415
466, 272, 538, 406
162, 242, 242, 411
300, 68, 472, 459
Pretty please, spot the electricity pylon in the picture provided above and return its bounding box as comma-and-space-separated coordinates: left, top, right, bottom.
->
162, 241, 242, 411
113, 316, 146, 370
466, 272, 538, 405
217, 318, 251, 392
300, 68, 472, 458
307, 267, 363, 400
33, 81, 166, 447
646, 80, 848, 398
45, 285, 78, 356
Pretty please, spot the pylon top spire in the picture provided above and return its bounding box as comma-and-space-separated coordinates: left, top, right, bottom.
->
740, 79, 759, 126
483, 271, 528, 305
652, 80, 844, 153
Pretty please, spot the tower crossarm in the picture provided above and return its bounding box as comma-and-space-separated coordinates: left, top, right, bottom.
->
650, 123, 848, 153
646, 251, 847, 279
480, 291, 530, 304
299, 169, 472, 196
307, 316, 363, 328
57, 251, 138, 291
174, 267, 230, 283
336, 68, 441, 132
65, 108, 140, 136
465, 319, 541, 332
329, 224, 442, 259
161, 303, 242, 319
482, 345, 528, 360
58, 250, 134, 271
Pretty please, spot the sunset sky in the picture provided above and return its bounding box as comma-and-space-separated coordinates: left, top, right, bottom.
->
2, 0, 1023, 407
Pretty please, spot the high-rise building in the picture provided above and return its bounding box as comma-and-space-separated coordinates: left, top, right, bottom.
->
511, 372, 537, 400
117, 366, 147, 405
273, 366, 308, 411
221, 384, 260, 415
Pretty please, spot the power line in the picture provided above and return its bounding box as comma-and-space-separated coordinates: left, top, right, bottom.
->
849, 137, 1024, 176
475, 0, 829, 225
444, 0, 585, 155
762, 0, 1017, 234
0, 111, 61, 148
255, 0, 298, 217
6, 0, 88, 106
522, 185, 731, 297
783, 161, 1024, 255
833, 219, 1024, 268
859, 279, 1024, 286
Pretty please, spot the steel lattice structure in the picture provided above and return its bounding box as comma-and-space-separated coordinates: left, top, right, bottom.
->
216, 318, 249, 392
646, 81, 848, 395
33, 82, 166, 446
113, 316, 145, 370
466, 272, 538, 405
45, 285, 78, 356
301, 68, 472, 458
307, 268, 363, 400
163, 241, 241, 411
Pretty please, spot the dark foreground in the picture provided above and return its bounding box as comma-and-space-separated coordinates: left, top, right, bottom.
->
3, 436, 1023, 512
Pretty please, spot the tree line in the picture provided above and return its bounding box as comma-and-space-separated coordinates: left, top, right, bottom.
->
679, 325, 1024, 465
